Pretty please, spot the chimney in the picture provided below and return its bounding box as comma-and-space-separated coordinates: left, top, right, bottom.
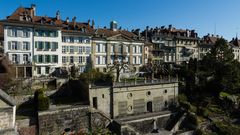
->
56, 10, 60, 20
66, 17, 69, 23
92, 20, 95, 29
30, 4, 36, 17
168, 24, 172, 31
110, 21, 117, 31
87, 19, 91, 26
72, 16, 76, 27
145, 26, 149, 41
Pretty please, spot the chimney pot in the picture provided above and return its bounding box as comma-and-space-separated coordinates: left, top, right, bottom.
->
92, 20, 95, 29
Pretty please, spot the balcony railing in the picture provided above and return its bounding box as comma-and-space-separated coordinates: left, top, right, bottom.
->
113, 78, 178, 87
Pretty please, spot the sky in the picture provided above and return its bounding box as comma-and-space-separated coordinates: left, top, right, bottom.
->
0, 0, 240, 40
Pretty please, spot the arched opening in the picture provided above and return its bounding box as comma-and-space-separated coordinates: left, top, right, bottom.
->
147, 101, 153, 112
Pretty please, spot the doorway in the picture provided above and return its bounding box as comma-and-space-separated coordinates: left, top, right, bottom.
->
93, 97, 98, 109
147, 101, 153, 112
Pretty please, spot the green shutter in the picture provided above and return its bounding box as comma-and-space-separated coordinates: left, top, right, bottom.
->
8, 42, 11, 50
35, 42, 38, 49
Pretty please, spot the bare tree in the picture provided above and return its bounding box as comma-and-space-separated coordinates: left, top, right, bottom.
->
107, 53, 130, 82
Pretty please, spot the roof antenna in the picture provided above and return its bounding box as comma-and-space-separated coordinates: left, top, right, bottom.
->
214, 22, 216, 35
236, 27, 239, 38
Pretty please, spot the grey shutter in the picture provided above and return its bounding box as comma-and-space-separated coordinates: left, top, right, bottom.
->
74, 56, 78, 62
7, 29, 11, 36
17, 54, 20, 64
74, 46, 78, 53
17, 42, 21, 50
8, 41, 11, 50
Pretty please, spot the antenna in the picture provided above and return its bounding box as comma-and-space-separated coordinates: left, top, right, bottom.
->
236, 27, 239, 38
214, 22, 216, 35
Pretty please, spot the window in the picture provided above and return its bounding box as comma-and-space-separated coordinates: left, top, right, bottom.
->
79, 66, 85, 73
79, 46, 83, 54
79, 56, 85, 64
96, 56, 100, 64
62, 46, 66, 53
23, 29, 29, 37
45, 42, 50, 50
96, 44, 100, 53
70, 46, 74, 53
23, 54, 28, 63
51, 42, 58, 50
37, 67, 41, 74
133, 46, 137, 53
118, 45, 122, 53
35, 42, 43, 50
102, 56, 106, 64
62, 37, 66, 42
111, 44, 115, 53
22, 42, 30, 50
45, 67, 50, 74
86, 47, 91, 54
133, 56, 137, 64
52, 55, 58, 63
70, 37, 74, 43
70, 56, 74, 63
62, 56, 66, 63
12, 54, 17, 63
45, 55, 50, 63
11, 41, 18, 50
126, 46, 129, 53
38, 55, 43, 63
12, 29, 17, 37
164, 89, 168, 93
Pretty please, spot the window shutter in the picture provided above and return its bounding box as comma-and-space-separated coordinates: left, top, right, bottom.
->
83, 56, 86, 63
74, 46, 78, 53
55, 43, 58, 49
49, 55, 52, 63
8, 41, 11, 50
7, 29, 11, 36
17, 54, 20, 63
35, 42, 38, 49
67, 56, 69, 63
17, 42, 22, 50
74, 56, 78, 62
56, 56, 58, 63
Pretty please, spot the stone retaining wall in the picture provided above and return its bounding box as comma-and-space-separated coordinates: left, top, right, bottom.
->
38, 106, 90, 135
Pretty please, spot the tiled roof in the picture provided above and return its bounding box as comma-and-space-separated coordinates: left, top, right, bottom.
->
230, 38, 240, 47
95, 28, 139, 41
0, 24, 3, 38
4, 6, 94, 35
201, 35, 220, 45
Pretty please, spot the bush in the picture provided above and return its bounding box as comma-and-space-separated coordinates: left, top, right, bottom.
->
35, 88, 50, 111
197, 107, 209, 117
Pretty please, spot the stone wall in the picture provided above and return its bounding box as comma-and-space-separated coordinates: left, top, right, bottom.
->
0, 107, 14, 130
38, 106, 90, 135
125, 114, 170, 134
16, 118, 37, 135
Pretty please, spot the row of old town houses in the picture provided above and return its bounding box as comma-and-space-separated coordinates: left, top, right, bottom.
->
0, 4, 240, 78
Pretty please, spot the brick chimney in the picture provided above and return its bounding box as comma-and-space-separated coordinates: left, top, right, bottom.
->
92, 20, 95, 29
66, 17, 69, 23
56, 10, 60, 20
145, 26, 149, 41
72, 16, 76, 27
30, 4, 36, 17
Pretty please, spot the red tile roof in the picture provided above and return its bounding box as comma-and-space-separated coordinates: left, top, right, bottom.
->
5, 6, 94, 35
95, 28, 139, 41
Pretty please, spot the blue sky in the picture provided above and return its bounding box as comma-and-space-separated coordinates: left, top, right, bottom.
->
0, 0, 239, 40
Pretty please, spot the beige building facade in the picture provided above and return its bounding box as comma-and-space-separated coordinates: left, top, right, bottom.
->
89, 80, 178, 118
